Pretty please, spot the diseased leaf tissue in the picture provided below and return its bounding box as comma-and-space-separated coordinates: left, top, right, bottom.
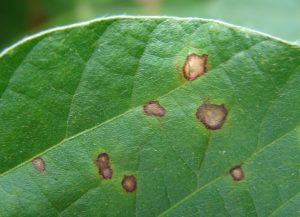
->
0, 17, 299, 217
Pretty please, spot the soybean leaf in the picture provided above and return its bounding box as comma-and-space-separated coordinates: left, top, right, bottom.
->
0, 17, 299, 217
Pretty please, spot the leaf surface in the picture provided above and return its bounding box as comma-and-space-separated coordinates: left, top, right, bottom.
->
0, 17, 299, 217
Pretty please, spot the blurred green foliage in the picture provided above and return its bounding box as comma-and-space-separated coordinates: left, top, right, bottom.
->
1, 0, 300, 50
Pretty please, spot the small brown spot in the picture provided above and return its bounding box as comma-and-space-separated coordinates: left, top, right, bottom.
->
183, 53, 208, 80
143, 101, 166, 117
96, 153, 113, 179
196, 103, 227, 130
32, 157, 45, 172
96, 153, 109, 168
230, 165, 244, 181
122, 175, 137, 192
102, 168, 113, 179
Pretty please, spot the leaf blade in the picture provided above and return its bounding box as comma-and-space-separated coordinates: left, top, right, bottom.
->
0, 16, 299, 217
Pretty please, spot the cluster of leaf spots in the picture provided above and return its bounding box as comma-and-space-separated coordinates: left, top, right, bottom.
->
90, 50, 236, 208
95, 153, 137, 193
95, 153, 113, 179
3, 18, 300, 217
184, 57, 240, 181
97, 52, 231, 195
143, 54, 238, 183
34, 50, 235, 202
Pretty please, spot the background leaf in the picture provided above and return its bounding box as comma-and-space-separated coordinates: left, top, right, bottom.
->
0, 17, 299, 217
1, 0, 300, 50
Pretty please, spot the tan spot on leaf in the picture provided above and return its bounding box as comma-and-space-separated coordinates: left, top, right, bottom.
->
96, 153, 113, 179
183, 53, 208, 80
230, 165, 244, 181
32, 157, 45, 172
122, 175, 137, 192
196, 103, 227, 130
143, 101, 166, 117
102, 168, 113, 179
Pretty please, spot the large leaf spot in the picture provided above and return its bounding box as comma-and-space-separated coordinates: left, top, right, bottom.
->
196, 103, 228, 130
183, 53, 208, 80
95, 153, 113, 179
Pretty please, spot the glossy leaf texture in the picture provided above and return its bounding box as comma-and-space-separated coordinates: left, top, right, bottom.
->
0, 17, 299, 217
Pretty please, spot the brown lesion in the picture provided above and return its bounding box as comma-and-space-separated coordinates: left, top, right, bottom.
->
229, 165, 244, 181
143, 101, 166, 117
196, 103, 228, 130
183, 53, 208, 81
122, 175, 137, 192
95, 153, 113, 179
32, 156, 46, 172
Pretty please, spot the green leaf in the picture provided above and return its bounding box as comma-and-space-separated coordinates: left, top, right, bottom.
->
0, 16, 299, 217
